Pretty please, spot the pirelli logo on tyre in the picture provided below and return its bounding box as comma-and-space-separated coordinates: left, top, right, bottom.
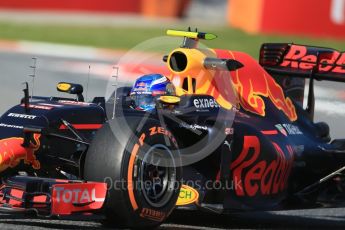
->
176, 184, 199, 206
140, 208, 166, 222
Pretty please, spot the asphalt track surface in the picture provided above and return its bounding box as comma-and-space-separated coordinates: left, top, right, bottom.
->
2, 208, 345, 230
1, 51, 345, 229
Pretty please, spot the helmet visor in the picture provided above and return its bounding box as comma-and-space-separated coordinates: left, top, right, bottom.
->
131, 94, 156, 111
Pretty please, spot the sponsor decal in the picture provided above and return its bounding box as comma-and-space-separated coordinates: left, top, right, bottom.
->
136, 82, 147, 87
0, 123, 23, 129
149, 126, 178, 147
275, 124, 288, 137
7, 113, 36, 120
230, 136, 294, 196
224, 140, 232, 149
51, 183, 106, 215
275, 124, 303, 136
131, 91, 152, 95
0, 134, 41, 172
58, 100, 91, 106
176, 184, 199, 206
133, 82, 149, 92
281, 45, 345, 73
193, 98, 220, 109
133, 88, 149, 92
140, 208, 166, 222
179, 122, 208, 131
54, 187, 105, 203
282, 124, 303, 135
21, 104, 53, 110
151, 90, 166, 96
215, 50, 297, 121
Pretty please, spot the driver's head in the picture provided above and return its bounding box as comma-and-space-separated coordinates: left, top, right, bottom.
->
130, 74, 175, 111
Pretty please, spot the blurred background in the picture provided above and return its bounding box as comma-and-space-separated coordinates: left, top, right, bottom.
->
0, 0, 344, 137
0, 0, 344, 54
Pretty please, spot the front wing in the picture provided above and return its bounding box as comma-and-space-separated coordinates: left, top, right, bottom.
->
0, 176, 107, 216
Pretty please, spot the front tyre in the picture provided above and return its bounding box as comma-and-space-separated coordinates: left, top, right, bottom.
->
84, 118, 181, 228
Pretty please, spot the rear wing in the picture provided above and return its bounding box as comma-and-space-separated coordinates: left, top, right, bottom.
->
259, 43, 345, 82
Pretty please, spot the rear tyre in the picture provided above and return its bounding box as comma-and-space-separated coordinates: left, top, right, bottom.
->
84, 118, 181, 228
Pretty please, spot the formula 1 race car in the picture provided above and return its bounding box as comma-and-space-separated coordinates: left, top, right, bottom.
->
1, 29, 345, 228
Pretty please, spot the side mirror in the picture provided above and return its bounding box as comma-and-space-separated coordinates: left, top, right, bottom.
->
57, 82, 84, 101
159, 95, 181, 104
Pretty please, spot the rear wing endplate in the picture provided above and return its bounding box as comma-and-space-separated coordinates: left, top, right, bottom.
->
259, 43, 345, 82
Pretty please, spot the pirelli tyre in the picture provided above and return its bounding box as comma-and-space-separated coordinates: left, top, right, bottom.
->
84, 117, 182, 228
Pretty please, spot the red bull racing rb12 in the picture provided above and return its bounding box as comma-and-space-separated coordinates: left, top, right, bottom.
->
0, 29, 345, 228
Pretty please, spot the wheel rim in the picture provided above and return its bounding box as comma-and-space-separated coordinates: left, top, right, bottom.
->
140, 144, 177, 208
